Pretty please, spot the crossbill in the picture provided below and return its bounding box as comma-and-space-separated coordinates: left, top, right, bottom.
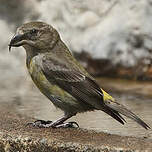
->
9, 21, 150, 129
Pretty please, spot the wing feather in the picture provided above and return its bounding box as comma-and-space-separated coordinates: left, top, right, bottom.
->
40, 54, 127, 125
41, 54, 104, 108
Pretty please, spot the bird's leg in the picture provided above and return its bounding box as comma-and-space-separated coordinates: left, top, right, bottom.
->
27, 113, 79, 128
49, 113, 79, 128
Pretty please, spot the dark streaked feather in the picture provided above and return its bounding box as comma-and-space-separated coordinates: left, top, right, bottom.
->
41, 54, 150, 129
41, 56, 129, 124
41, 54, 104, 109
105, 101, 150, 130
102, 106, 126, 125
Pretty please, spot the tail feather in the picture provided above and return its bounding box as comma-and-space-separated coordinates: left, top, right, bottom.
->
105, 101, 150, 130
103, 106, 126, 125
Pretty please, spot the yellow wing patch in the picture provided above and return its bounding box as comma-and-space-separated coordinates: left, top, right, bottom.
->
101, 89, 115, 102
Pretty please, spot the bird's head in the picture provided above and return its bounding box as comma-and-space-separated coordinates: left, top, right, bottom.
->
9, 21, 59, 53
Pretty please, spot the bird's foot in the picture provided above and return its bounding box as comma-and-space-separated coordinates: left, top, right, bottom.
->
26, 120, 79, 128
26, 120, 53, 128
55, 121, 79, 128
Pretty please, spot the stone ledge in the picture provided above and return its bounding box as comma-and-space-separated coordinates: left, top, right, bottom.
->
0, 103, 151, 152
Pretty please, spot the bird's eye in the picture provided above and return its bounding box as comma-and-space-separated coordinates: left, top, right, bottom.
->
30, 29, 38, 34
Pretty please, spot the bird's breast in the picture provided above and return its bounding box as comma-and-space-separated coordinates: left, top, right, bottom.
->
27, 56, 74, 100
28, 58, 49, 93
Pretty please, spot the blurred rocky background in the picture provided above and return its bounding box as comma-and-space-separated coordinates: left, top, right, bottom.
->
1, 0, 152, 99
1, 0, 152, 82
1, 0, 152, 95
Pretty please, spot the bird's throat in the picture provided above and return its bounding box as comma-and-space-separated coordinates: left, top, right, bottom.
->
24, 46, 38, 69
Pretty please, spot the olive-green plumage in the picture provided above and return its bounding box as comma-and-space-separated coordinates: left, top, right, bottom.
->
9, 21, 150, 129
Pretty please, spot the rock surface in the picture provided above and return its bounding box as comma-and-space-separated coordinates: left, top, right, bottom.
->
0, 102, 152, 152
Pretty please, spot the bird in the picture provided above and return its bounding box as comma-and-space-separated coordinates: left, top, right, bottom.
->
9, 21, 150, 129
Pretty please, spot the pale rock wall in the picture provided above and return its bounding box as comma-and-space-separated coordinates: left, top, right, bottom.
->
37, 0, 152, 67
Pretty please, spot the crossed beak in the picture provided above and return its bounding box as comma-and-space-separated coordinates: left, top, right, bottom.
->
9, 33, 25, 52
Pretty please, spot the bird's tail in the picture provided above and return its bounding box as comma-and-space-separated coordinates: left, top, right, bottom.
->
104, 100, 150, 130
101, 89, 150, 130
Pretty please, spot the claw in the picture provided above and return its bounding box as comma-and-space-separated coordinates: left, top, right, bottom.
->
26, 120, 79, 128
26, 120, 53, 128
56, 121, 79, 128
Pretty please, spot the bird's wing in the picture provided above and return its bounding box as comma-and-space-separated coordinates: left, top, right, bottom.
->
41, 54, 104, 109
40, 54, 127, 125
